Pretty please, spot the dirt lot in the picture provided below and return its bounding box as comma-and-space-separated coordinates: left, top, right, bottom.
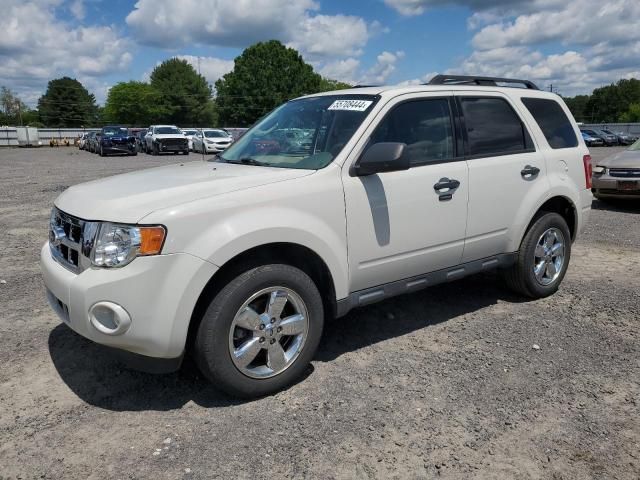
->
0, 147, 639, 480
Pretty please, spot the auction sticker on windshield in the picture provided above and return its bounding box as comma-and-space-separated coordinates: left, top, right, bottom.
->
328, 100, 373, 112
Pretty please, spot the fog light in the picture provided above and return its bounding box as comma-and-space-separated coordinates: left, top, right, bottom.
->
89, 301, 131, 335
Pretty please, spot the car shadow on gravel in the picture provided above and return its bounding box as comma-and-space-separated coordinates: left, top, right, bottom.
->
48, 272, 525, 411
591, 198, 640, 213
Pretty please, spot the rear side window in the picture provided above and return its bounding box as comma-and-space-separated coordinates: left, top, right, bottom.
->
522, 98, 578, 149
460, 97, 534, 157
370, 98, 455, 166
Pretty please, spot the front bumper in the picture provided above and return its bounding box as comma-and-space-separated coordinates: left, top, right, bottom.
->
102, 143, 136, 154
592, 174, 640, 198
203, 142, 231, 153
40, 243, 218, 361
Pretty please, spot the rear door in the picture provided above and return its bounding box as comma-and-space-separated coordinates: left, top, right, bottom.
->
456, 92, 548, 262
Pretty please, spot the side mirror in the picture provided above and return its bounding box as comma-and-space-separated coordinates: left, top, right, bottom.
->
354, 142, 410, 176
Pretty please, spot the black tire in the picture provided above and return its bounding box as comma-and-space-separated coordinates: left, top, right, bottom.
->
99, 146, 105, 157
194, 264, 324, 398
152, 143, 159, 156
183, 150, 189, 156
503, 212, 571, 298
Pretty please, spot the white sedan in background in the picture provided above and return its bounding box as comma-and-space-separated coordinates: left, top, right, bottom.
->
182, 129, 199, 151
192, 129, 233, 154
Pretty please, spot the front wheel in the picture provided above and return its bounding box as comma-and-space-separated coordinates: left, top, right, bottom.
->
503, 212, 571, 298
194, 264, 324, 398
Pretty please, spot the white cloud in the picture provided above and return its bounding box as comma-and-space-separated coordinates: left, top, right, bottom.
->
360, 51, 405, 84
319, 58, 361, 85
69, 0, 85, 20
0, 0, 132, 105
126, 0, 377, 60
177, 55, 235, 85
384, 0, 535, 16
447, 0, 640, 95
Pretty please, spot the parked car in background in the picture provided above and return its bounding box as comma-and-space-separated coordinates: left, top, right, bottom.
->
98, 126, 137, 157
78, 133, 88, 150
41, 75, 592, 398
182, 129, 199, 151
592, 139, 640, 200
136, 129, 147, 153
601, 128, 635, 146
581, 131, 603, 147
192, 128, 233, 154
85, 132, 98, 153
580, 128, 617, 146
145, 125, 189, 155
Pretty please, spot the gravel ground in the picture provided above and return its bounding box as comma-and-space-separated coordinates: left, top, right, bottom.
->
0, 146, 639, 480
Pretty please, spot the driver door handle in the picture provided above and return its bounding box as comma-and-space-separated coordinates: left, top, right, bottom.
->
433, 178, 460, 201
521, 165, 540, 178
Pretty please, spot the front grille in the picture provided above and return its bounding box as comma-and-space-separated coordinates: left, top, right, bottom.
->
609, 168, 640, 178
159, 138, 187, 147
49, 208, 95, 273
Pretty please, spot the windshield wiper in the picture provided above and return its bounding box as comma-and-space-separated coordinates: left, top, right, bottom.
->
224, 157, 269, 167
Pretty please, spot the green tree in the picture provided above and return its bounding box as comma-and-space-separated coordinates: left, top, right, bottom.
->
0, 86, 32, 126
150, 58, 213, 126
583, 78, 640, 123
104, 81, 163, 126
37, 77, 98, 127
215, 40, 322, 126
563, 95, 590, 122
620, 103, 640, 123
319, 78, 353, 92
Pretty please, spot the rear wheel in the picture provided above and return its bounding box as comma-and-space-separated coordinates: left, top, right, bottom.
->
503, 212, 571, 298
194, 264, 324, 398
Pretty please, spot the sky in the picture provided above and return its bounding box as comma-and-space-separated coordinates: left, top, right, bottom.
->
2, 0, 640, 106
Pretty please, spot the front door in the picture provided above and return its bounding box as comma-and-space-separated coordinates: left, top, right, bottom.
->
342, 93, 469, 292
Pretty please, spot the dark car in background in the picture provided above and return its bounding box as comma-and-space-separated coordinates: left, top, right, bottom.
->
581, 128, 617, 146
85, 131, 98, 153
601, 128, 636, 146
135, 129, 148, 153
582, 131, 603, 147
98, 126, 137, 157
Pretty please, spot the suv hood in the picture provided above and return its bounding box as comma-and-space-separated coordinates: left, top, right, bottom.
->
55, 161, 314, 223
598, 150, 640, 169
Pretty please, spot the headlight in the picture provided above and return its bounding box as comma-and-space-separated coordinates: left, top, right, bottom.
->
593, 166, 607, 174
92, 223, 166, 268
206, 139, 214, 144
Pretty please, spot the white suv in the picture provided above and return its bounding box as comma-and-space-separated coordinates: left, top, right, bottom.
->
41, 75, 592, 398
144, 125, 189, 155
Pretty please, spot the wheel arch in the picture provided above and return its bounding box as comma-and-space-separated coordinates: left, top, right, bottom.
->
186, 242, 338, 351
523, 195, 578, 244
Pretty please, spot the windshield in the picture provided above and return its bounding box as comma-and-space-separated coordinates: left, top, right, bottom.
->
103, 126, 128, 136
155, 126, 181, 134
219, 95, 378, 169
184, 130, 198, 136
204, 130, 229, 138
629, 139, 640, 151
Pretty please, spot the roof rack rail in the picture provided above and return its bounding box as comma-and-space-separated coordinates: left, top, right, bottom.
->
351, 84, 380, 88
427, 74, 540, 90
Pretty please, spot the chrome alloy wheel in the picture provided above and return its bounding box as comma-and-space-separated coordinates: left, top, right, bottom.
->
228, 287, 309, 379
533, 227, 565, 286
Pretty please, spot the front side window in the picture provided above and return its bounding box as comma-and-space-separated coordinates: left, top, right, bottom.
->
522, 98, 578, 149
369, 98, 455, 166
220, 95, 378, 169
460, 97, 533, 157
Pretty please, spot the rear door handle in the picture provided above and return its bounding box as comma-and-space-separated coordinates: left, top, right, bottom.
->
433, 178, 460, 201
521, 165, 540, 178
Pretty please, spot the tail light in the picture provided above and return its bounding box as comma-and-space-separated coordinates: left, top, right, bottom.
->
583, 154, 592, 189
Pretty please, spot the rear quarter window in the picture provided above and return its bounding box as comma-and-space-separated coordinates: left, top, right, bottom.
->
521, 98, 578, 149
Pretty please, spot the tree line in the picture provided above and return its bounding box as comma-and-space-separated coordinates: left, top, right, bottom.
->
4, 39, 640, 128
563, 78, 640, 123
